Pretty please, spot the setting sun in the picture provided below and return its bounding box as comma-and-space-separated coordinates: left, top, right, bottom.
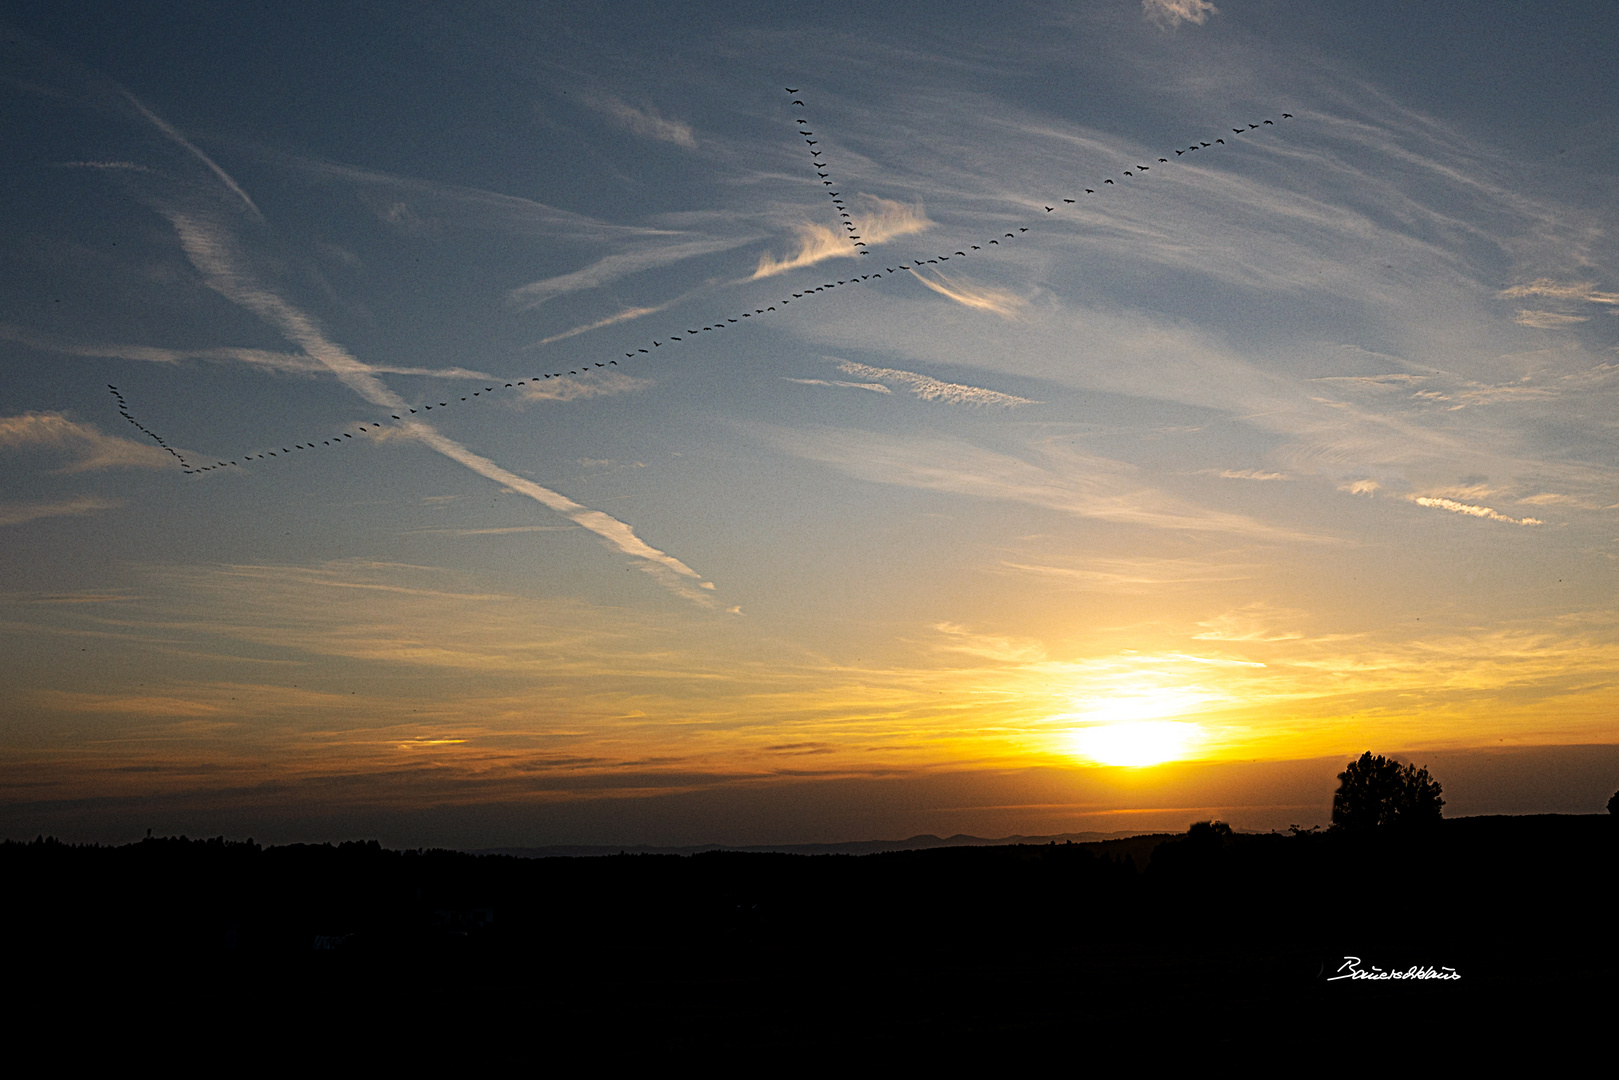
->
1069, 721, 1201, 767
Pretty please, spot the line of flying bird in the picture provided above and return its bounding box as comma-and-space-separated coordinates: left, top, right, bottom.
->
124, 92, 1295, 475
786, 87, 866, 252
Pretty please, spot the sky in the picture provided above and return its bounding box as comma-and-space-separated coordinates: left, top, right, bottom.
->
2, 0, 1617, 847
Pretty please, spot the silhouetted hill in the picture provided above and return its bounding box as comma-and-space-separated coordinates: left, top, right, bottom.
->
5, 815, 1610, 1049
473, 827, 1161, 858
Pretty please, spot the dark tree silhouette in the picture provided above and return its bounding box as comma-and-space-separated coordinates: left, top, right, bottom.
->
1330, 752, 1443, 832
1609, 790, 1618, 815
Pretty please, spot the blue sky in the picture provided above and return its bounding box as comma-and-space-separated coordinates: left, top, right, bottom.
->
2, 1, 1616, 846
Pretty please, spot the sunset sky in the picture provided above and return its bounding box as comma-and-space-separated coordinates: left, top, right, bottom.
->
4, 0, 1617, 847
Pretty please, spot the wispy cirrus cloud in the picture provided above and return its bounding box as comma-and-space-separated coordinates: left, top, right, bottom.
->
519, 372, 652, 402
509, 237, 746, 308
907, 268, 1026, 318
750, 424, 1314, 539
0, 495, 123, 527
168, 211, 717, 604
752, 196, 932, 278
835, 360, 1035, 407
580, 94, 697, 148
0, 412, 172, 472
1142, 0, 1219, 29
0, 322, 497, 381
1410, 496, 1543, 526
533, 304, 670, 346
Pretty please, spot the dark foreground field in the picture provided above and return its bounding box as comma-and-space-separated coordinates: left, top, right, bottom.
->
7, 816, 1611, 1053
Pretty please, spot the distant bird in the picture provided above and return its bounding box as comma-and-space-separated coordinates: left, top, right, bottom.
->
786, 87, 798, 93
1282, 113, 1293, 118
989, 239, 998, 244
1249, 124, 1259, 129
1019, 227, 1027, 232
971, 245, 980, 249
1137, 165, 1149, 170
1124, 171, 1132, 176
1085, 189, 1093, 193
1201, 142, 1209, 146
1233, 129, 1243, 133
1216, 138, 1224, 144
1063, 198, 1074, 203
1046, 206, 1053, 211
956, 251, 966, 256
793, 101, 804, 106
1263, 119, 1273, 124
1104, 179, 1113, 184
806, 140, 817, 145
1159, 158, 1167, 162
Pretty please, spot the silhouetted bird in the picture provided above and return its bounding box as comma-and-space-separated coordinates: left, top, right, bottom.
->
786, 87, 798, 93
1282, 113, 1292, 118
1264, 119, 1273, 124
1063, 198, 1074, 203
1159, 158, 1168, 162
1216, 138, 1224, 144
1104, 179, 1113, 184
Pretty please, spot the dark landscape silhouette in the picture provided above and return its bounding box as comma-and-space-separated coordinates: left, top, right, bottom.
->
9, 758, 1614, 1047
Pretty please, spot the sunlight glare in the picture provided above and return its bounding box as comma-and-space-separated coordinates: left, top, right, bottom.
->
1069, 721, 1199, 767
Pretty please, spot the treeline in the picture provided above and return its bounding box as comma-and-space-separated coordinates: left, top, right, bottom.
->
6, 817, 1613, 1040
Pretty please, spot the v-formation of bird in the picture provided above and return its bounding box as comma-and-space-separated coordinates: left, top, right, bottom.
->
788, 88, 867, 252
115, 92, 1295, 474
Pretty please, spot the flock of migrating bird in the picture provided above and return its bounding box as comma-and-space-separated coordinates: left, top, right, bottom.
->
115, 90, 1294, 474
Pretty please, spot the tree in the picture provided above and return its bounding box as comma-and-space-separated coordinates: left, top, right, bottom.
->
1330, 752, 1444, 833
1608, 790, 1618, 815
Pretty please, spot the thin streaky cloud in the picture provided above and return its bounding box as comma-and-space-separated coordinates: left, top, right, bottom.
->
907, 268, 1025, 319
1410, 496, 1543, 526
120, 90, 262, 219
751, 196, 932, 279
1501, 279, 1619, 305
0, 322, 497, 381
0, 412, 173, 472
1142, 0, 1219, 28
534, 305, 670, 345
836, 360, 1035, 407
751, 424, 1319, 540
1514, 310, 1589, 328
509, 238, 746, 308
784, 378, 892, 394
0, 496, 122, 527
581, 94, 697, 148
168, 213, 717, 604
519, 373, 652, 402
54, 160, 153, 172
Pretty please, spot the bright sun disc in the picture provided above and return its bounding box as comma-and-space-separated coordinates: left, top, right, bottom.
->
1070, 721, 1198, 767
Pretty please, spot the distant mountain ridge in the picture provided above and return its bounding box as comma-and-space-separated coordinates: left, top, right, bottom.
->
472, 829, 1163, 859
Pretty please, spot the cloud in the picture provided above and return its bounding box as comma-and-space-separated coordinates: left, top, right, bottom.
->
1340, 479, 1379, 496
1143, 0, 1219, 29
508, 238, 744, 308
784, 378, 892, 394
1501, 279, 1619, 305
752, 196, 932, 278
120, 89, 261, 218
751, 424, 1315, 539
533, 305, 670, 345
835, 360, 1036, 407
1410, 496, 1543, 526
907, 269, 1026, 318
1514, 310, 1589, 328
1216, 470, 1288, 481
167, 212, 718, 604
519, 372, 652, 402
0, 322, 497, 381
0, 412, 173, 472
0, 496, 122, 527
54, 160, 153, 172
581, 94, 696, 148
